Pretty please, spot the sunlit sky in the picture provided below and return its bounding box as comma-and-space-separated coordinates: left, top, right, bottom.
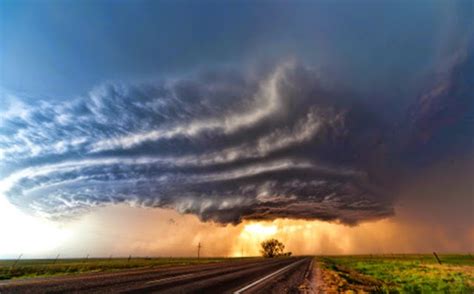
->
0, 0, 473, 258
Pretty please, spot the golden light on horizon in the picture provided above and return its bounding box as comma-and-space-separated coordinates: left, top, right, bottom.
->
231, 223, 278, 257
0, 203, 471, 259
230, 219, 357, 257
229, 216, 446, 257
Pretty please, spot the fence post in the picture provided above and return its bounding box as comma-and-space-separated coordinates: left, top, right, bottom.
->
433, 252, 442, 264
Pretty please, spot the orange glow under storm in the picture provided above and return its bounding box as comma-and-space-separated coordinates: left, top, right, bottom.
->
3, 203, 471, 259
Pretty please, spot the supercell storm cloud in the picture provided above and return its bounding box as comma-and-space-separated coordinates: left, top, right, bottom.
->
1, 45, 472, 225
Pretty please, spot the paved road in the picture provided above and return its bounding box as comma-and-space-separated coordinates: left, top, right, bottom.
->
0, 257, 313, 293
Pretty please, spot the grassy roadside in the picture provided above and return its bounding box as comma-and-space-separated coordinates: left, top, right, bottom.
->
316, 254, 474, 293
0, 257, 253, 280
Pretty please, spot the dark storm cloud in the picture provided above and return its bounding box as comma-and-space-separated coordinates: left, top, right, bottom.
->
2, 44, 473, 224
404, 42, 474, 165
0, 62, 398, 224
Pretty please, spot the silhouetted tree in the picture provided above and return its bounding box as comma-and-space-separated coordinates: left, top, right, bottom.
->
260, 238, 285, 258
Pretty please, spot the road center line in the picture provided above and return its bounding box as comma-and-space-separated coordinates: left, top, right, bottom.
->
145, 272, 196, 284
233, 258, 306, 294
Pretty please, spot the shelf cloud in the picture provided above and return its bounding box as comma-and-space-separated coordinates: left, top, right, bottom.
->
1, 46, 472, 225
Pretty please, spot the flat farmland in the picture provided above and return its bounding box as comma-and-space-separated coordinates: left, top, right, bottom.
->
315, 254, 474, 293
0, 257, 239, 280
2, 255, 473, 292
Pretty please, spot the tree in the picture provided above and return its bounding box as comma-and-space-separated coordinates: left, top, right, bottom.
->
260, 238, 285, 258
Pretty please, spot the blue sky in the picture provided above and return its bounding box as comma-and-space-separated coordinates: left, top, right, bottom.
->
2, 0, 470, 99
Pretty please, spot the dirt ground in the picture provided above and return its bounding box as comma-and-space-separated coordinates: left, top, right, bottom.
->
306, 255, 474, 293
307, 259, 384, 294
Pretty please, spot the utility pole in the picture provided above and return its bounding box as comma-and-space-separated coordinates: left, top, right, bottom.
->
53, 254, 60, 264
12, 254, 22, 269
197, 242, 202, 260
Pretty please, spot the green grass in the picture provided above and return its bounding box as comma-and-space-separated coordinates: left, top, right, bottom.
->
0, 257, 253, 280
319, 254, 474, 293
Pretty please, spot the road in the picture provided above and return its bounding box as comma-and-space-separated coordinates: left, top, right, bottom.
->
0, 257, 313, 293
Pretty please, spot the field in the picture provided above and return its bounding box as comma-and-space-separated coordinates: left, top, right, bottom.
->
316, 254, 474, 293
3, 254, 473, 293
0, 257, 242, 280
